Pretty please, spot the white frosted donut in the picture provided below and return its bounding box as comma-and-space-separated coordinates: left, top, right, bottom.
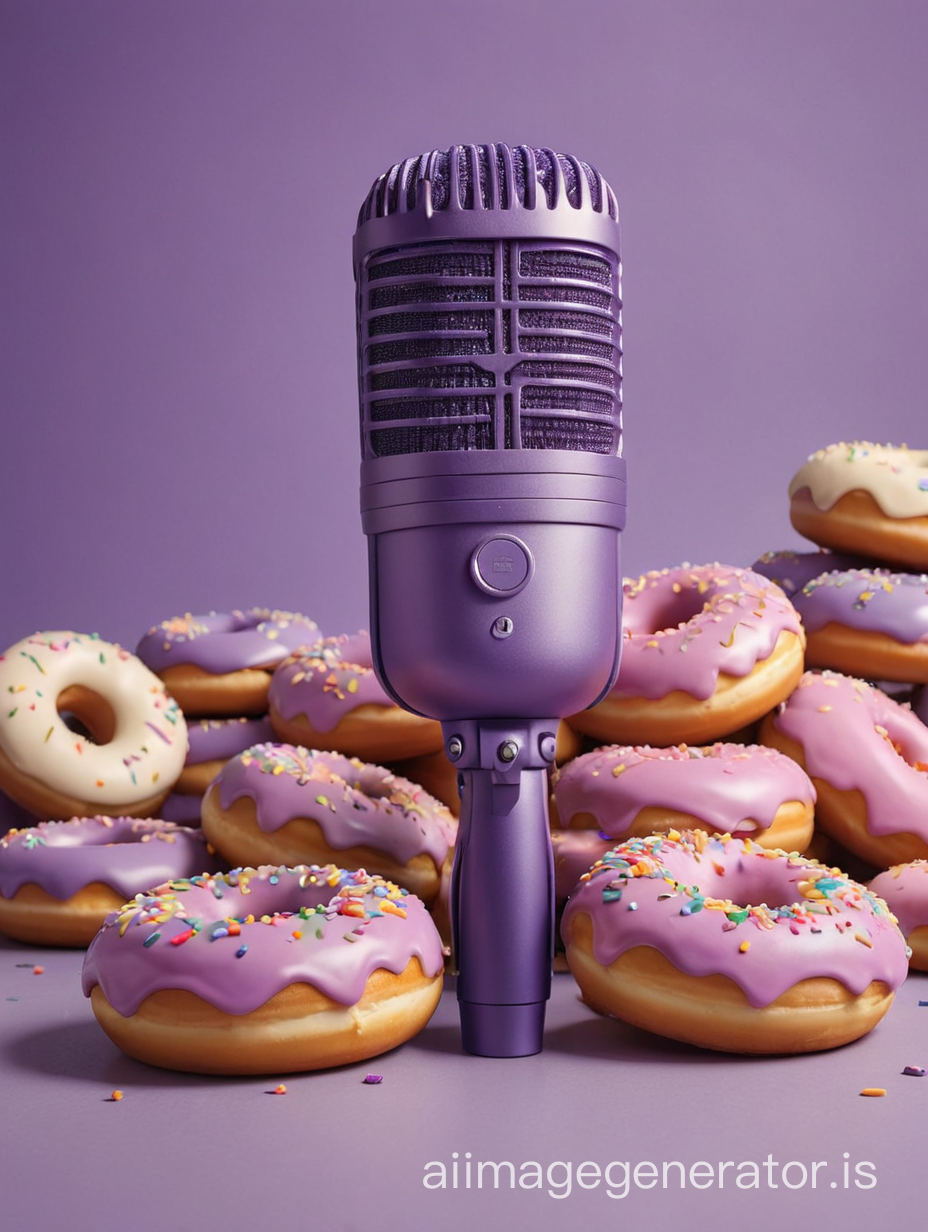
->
0, 632, 187, 819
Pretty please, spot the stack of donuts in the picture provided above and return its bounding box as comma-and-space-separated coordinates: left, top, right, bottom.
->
556, 444, 927, 1050
0, 630, 217, 946
135, 609, 321, 825
750, 442, 928, 970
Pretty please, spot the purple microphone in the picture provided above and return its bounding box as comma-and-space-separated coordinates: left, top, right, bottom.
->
353, 144, 625, 1057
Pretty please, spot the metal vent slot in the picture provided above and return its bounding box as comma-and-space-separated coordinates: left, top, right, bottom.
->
367, 337, 493, 364
369, 395, 495, 422
518, 308, 615, 338
370, 364, 495, 391
513, 360, 617, 388
518, 250, 612, 285
367, 310, 494, 338
520, 417, 616, 452
520, 386, 615, 417
369, 283, 494, 308
369, 422, 494, 456
518, 284, 614, 310
519, 336, 616, 361
368, 251, 494, 280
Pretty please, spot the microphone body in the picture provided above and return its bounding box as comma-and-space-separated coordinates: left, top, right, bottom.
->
354, 145, 625, 1055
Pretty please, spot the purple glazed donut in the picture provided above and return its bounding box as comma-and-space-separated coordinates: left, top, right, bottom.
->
562, 830, 909, 1054
268, 631, 443, 761
0, 815, 222, 946
81, 863, 445, 1074
552, 742, 815, 853
137, 609, 321, 717
792, 568, 928, 683
751, 549, 866, 596
201, 743, 456, 903
175, 715, 276, 796
869, 861, 928, 969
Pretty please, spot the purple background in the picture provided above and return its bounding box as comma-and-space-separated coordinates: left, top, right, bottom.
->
3, 0, 928, 653
2, 2, 927, 1229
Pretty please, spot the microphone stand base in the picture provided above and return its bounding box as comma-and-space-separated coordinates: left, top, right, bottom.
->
459, 1001, 546, 1058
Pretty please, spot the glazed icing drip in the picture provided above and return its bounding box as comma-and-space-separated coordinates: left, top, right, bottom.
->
0, 631, 187, 805
868, 862, 928, 937
553, 743, 815, 837
0, 816, 221, 901
751, 550, 865, 597
612, 565, 802, 701
186, 716, 275, 765
136, 610, 320, 674
769, 670, 928, 838
80, 864, 445, 1016
561, 830, 910, 1007
215, 743, 456, 867
788, 441, 928, 517
793, 569, 928, 642
268, 631, 393, 731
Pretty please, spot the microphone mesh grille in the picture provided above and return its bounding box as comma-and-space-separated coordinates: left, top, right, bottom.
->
356, 145, 621, 460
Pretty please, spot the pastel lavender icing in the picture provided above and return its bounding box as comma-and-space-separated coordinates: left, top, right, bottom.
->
186, 716, 275, 765
268, 632, 393, 732
561, 831, 909, 1007
767, 670, 928, 839
81, 864, 445, 1016
793, 569, 928, 642
136, 610, 320, 674
751, 550, 865, 597
0, 816, 221, 902
553, 743, 815, 837
868, 862, 928, 938
214, 743, 456, 868
612, 565, 803, 701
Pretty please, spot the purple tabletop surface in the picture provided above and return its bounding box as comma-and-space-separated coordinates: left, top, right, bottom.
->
3, 2, 928, 1228
1, 932, 925, 1231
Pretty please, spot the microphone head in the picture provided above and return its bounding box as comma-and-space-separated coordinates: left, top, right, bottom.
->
353, 144, 622, 463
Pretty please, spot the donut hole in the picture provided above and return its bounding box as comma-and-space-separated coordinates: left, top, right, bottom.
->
57, 686, 117, 746
632, 586, 714, 635
875, 716, 928, 772
689, 857, 809, 914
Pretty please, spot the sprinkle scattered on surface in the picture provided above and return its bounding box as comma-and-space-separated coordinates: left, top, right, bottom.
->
859, 1088, 886, 1097
363, 1074, 383, 1084
110, 1090, 124, 1102
902, 1066, 926, 1077
272, 1083, 287, 1095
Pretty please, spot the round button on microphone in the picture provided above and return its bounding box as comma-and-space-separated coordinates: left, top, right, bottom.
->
471, 535, 534, 595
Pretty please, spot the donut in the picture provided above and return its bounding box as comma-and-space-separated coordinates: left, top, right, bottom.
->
81, 864, 445, 1074
792, 568, 928, 683
268, 632, 443, 762
868, 862, 928, 970
0, 816, 220, 946
201, 743, 456, 904
551, 742, 815, 853
561, 829, 909, 1054
137, 609, 320, 716
0, 632, 187, 820
175, 715, 275, 796
789, 441, 928, 569
759, 670, 928, 867
568, 565, 805, 746
751, 549, 866, 597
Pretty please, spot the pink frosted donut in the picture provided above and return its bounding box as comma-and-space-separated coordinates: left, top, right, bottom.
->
137, 609, 320, 716
552, 742, 815, 852
792, 568, 928, 683
759, 670, 928, 867
562, 830, 909, 1054
569, 565, 805, 746
0, 816, 221, 946
81, 864, 445, 1074
175, 715, 275, 796
268, 631, 443, 761
868, 862, 928, 970
201, 743, 456, 903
